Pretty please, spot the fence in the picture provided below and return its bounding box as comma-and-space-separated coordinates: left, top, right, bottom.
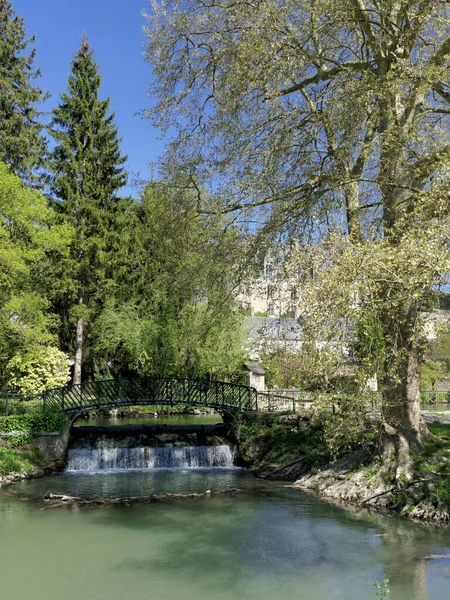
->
421, 390, 450, 411
1, 387, 448, 417
0, 394, 44, 417
254, 391, 297, 412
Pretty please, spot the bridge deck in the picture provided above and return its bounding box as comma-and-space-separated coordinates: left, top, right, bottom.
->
0, 377, 297, 416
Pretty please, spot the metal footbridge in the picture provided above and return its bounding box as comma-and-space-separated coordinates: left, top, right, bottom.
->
0, 377, 297, 416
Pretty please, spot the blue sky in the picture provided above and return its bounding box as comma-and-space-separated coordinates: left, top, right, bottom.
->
14, 0, 162, 196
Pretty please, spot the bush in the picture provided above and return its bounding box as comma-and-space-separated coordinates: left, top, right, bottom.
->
431, 478, 450, 510
237, 413, 330, 467
6, 346, 70, 394
0, 413, 67, 434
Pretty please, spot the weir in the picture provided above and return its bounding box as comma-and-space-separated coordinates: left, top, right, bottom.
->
66, 424, 235, 471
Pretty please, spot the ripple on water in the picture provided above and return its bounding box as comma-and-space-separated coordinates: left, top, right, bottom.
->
0, 469, 449, 600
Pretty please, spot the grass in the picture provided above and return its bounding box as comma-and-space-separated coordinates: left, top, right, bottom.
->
378, 422, 450, 515
427, 422, 450, 441
0, 446, 43, 477
416, 423, 450, 510
237, 413, 331, 468
416, 423, 450, 469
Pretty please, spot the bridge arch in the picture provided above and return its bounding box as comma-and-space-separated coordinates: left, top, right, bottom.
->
42, 377, 258, 417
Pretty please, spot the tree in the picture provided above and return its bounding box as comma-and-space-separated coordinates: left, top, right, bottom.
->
49, 37, 127, 385
144, 1, 450, 473
0, 161, 72, 390
93, 182, 246, 380
0, 0, 47, 181
6, 346, 70, 394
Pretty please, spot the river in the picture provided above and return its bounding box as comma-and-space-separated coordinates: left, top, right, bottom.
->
73, 413, 224, 427
0, 417, 450, 600
1, 470, 450, 599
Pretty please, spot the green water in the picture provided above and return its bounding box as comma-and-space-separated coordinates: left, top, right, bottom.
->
1, 470, 450, 600
74, 414, 223, 427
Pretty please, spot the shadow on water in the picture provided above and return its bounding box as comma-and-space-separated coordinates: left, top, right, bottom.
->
86, 484, 450, 600
88, 491, 450, 600
1, 470, 450, 600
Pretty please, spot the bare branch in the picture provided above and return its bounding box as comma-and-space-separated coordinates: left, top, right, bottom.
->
350, 0, 377, 50
277, 61, 369, 97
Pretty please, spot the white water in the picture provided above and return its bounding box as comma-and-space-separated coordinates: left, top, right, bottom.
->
66, 445, 235, 471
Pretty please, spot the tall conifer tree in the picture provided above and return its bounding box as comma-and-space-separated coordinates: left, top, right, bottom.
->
50, 37, 127, 384
0, 0, 47, 180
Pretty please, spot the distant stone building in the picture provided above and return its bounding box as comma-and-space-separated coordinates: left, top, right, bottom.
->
237, 252, 300, 317
244, 316, 303, 360
243, 362, 266, 391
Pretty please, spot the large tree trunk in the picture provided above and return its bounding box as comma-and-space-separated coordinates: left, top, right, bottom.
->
73, 301, 84, 386
377, 95, 430, 469
380, 307, 428, 479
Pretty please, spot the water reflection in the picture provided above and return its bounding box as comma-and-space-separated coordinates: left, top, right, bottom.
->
0, 470, 449, 600
74, 414, 223, 427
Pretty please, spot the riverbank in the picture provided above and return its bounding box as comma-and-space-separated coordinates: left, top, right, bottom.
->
0, 413, 68, 485
0, 448, 61, 485
236, 413, 450, 523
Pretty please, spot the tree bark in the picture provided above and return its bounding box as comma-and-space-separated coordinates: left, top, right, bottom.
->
73, 300, 84, 386
377, 94, 429, 457
344, 180, 362, 241
381, 308, 428, 469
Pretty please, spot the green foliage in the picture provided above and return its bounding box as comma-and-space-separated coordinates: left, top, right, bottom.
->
145, 0, 450, 449
93, 302, 156, 376
353, 312, 385, 376
374, 579, 390, 598
0, 0, 47, 180
50, 37, 127, 217
0, 413, 67, 450
93, 182, 246, 380
6, 346, 70, 394
320, 395, 377, 459
0, 162, 72, 390
430, 478, 450, 511
421, 325, 450, 389
0, 413, 67, 434
262, 349, 302, 388
262, 344, 359, 397
48, 37, 128, 379
429, 326, 450, 361
0, 446, 42, 476
237, 413, 331, 467
421, 359, 450, 390
5, 433, 33, 448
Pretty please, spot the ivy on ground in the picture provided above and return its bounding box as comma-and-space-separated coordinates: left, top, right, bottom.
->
0, 413, 67, 434
0, 447, 43, 476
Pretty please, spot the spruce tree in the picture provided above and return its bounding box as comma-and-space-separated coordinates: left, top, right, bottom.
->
0, 0, 47, 180
50, 37, 127, 384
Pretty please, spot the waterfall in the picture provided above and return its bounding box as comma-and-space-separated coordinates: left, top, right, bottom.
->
66, 442, 235, 471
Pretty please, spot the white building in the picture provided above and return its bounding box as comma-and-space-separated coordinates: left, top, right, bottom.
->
238, 252, 300, 317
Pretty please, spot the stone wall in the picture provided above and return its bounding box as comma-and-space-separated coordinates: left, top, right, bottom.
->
27, 415, 76, 462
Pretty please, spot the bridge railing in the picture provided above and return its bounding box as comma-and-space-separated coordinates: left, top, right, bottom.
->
421, 390, 450, 411
252, 391, 297, 413
41, 377, 256, 414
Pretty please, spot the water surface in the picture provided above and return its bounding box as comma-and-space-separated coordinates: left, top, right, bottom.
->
1, 469, 450, 600
74, 413, 223, 427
